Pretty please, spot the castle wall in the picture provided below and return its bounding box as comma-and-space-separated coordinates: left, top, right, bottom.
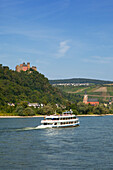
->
15, 62, 37, 72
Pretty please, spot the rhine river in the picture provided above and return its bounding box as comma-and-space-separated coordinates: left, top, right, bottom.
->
0, 116, 113, 170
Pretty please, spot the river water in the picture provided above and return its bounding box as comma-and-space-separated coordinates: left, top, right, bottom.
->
0, 116, 113, 170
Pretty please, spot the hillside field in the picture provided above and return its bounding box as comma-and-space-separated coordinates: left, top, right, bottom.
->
55, 84, 113, 102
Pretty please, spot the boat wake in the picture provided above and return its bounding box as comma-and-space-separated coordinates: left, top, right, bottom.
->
20, 127, 38, 130
16, 126, 51, 131
0, 126, 51, 133
16, 126, 43, 131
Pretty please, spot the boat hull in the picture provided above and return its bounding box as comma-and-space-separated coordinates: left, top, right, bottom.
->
36, 122, 80, 129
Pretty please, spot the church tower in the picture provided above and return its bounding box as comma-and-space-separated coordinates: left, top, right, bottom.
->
83, 94, 88, 104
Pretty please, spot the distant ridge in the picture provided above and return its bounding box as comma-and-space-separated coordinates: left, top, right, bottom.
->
49, 78, 113, 85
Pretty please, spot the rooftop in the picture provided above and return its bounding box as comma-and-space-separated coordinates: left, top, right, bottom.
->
87, 98, 99, 102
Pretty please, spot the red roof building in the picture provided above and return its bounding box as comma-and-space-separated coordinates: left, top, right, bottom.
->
83, 94, 99, 106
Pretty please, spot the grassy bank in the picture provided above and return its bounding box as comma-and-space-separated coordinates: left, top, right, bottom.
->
0, 112, 43, 117
0, 112, 113, 118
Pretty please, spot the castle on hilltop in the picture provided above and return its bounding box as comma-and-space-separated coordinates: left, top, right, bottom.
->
15, 62, 37, 72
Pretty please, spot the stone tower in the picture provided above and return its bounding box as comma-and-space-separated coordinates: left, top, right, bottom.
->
16, 65, 20, 72
83, 94, 88, 104
27, 62, 30, 70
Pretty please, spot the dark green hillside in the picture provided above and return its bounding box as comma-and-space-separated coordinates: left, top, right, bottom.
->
0, 64, 65, 106
49, 78, 113, 85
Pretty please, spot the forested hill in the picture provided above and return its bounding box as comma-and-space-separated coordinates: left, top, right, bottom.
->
0, 64, 65, 105
49, 78, 113, 85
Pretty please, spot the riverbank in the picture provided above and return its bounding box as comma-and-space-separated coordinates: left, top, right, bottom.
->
0, 115, 44, 118
0, 114, 113, 118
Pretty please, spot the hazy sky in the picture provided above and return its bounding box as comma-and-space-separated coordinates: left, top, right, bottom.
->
1, 0, 113, 80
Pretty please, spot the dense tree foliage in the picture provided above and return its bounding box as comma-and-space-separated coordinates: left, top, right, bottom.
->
0, 64, 65, 107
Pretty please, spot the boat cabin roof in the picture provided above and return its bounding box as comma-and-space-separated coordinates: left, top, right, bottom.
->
45, 114, 76, 119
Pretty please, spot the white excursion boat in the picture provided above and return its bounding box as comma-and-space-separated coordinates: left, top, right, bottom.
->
36, 110, 80, 129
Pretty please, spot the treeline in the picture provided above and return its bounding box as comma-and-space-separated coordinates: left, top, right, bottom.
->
1, 101, 113, 116
49, 78, 113, 85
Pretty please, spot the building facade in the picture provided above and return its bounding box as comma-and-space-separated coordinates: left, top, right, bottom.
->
16, 62, 37, 72
83, 94, 99, 106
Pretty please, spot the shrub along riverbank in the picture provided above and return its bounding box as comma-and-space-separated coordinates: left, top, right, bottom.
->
1, 101, 113, 117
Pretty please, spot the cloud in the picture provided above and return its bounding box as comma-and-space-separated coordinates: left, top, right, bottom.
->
83, 56, 113, 64
56, 41, 70, 58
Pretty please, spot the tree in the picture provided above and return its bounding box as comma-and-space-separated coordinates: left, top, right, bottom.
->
19, 101, 28, 108
43, 104, 54, 115
36, 107, 44, 115
93, 106, 101, 115
23, 107, 35, 116
77, 102, 88, 114
56, 107, 62, 114
73, 109, 79, 115
93, 104, 109, 115
15, 106, 24, 116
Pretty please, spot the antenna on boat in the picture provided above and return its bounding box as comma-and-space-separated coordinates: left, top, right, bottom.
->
70, 109, 73, 114
55, 110, 56, 115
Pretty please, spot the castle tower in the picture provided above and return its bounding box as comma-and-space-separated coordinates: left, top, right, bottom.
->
16, 65, 20, 72
27, 62, 30, 70
83, 94, 88, 104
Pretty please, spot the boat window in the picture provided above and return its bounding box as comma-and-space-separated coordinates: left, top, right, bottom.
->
52, 118, 59, 120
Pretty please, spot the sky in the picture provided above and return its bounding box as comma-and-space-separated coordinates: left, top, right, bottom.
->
1, 0, 113, 80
